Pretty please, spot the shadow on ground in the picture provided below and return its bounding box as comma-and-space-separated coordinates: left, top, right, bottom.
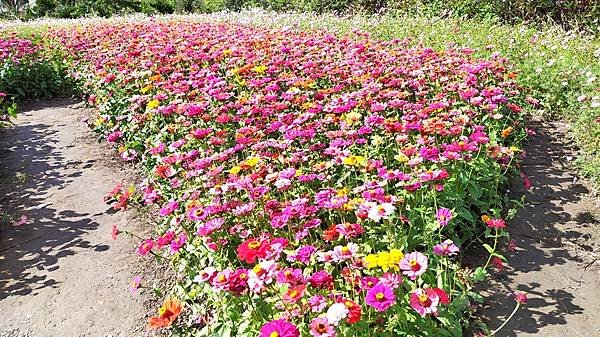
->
0, 100, 108, 301
478, 121, 600, 336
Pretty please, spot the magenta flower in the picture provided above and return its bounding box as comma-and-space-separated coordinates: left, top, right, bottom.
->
159, 200, 179, 217
432, 240, 460, 256
169, 233, 187, 253
486, 217, 507, 229
409, 288, 440, 317
399, 251, 428, 280
106, 130, 123, 143
259, 319, 300, 337
514, 291, 528, 304
435, 207, 452, 227
137, 239, 154, 256
309, 270, 334, 290
309, 317, 336, 337
365, 283, 396, 312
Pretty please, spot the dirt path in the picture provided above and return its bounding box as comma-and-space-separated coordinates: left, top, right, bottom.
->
0, 100, 154, 337
481, 121, 600, 336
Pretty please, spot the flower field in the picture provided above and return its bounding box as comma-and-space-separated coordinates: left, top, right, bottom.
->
0, 31, 71, 125
2, 17, 532, 336
0, 36, 37, 124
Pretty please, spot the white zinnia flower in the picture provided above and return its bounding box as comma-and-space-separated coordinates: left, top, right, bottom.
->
326, 303, 349, 326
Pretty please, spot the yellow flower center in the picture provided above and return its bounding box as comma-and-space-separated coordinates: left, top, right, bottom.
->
376, 292, 385, 301
247, 240, 261, 250
269, 332, 279, 337
418, 293, 429, 304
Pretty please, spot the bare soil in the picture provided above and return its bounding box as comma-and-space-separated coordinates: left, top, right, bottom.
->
0, 100, 159, 337
479, 121, 600, 336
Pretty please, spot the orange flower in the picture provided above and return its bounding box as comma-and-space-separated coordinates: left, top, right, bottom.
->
501, 126, 513, 138
147, 298, 183, 330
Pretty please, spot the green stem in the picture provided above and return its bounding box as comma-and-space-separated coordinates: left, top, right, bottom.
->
483, 228, 499, 270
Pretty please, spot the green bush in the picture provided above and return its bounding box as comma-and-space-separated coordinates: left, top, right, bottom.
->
25, 0, 174, 18
0, 34, 73, 124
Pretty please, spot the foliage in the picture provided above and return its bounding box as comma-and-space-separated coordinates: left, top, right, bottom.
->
46, 18, 530, 335
0, 34, 72, 125
21, 0, 174, 19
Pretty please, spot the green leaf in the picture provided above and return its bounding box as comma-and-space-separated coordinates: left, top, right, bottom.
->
467, 181, 483, 200
212, 323, 232, 337
472, 267, 488, 282
482, 243, 494, 254
459, 208, 474, 223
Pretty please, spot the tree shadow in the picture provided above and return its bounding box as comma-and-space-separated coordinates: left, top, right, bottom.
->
0, 100, 109, 301
476, 121, 599, 336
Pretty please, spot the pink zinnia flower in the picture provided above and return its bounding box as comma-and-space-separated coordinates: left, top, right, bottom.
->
432, 240, 460, 256
365, 283, 396, 312
367, 202, 395, 222
137, 239, 154, 256
399, 251, 428, 280
106, 130, 123, 143
130, 276, 141, 294
331, 243, 358, 262
514, 291, 528, 304
259, 319, 299, 337
111, 224, 120, 240
486, 218, 507, 229
159, 200, 179, 217
169, 233, 187, 253
309, 317, 336, 337
379, 273, 403, 289
409, 288, 440, 317
435, 207, 452, 227
309, 294, 328, 313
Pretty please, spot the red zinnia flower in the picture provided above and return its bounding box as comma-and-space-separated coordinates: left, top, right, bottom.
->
338, 298, 361, 324
323, 225, 339, 241
236, 238, 269, 264
433, 288, 450, 304
492, 256, 505, 270
283, 284, 306, 303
